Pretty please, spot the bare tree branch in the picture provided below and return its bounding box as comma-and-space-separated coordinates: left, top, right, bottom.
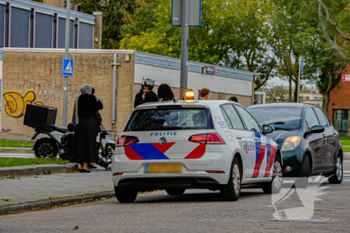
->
317, 3, 347, 61
316, 0, 350, 41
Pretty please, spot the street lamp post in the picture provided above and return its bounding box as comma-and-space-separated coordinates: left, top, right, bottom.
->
62, 0, 71, 127
180, 0, 190, 99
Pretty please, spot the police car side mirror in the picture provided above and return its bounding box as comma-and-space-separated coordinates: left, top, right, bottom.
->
263, 125, 274, 135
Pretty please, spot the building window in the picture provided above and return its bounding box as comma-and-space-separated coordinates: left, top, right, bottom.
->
35, 13, 53, 48
79, 22, 93, 49
306, 96, 310, 100
58, 18, 74, 48
0, 5, 4, 48
11, 7, 30, 47
334, 109, 349, 132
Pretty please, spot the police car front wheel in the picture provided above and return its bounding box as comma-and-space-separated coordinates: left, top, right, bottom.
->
261, 156, 283, 194
220, 157, 241, 201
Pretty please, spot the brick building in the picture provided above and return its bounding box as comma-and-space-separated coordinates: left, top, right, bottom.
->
0, 48, 254, 135
329, 77, 350, 133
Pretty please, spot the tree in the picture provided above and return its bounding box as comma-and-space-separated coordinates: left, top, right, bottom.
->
260, 83, 289, 103
297, 0, 350, 113
120, 0, 276, 87
72, 0, 137, 49
313, 0, 350, 61
269, 0, 316, 102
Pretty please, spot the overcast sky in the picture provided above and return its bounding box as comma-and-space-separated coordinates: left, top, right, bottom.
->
267, 77, 316, 88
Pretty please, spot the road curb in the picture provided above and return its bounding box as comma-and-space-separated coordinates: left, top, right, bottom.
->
0, 163, 78, 176
0, 190, 115, 215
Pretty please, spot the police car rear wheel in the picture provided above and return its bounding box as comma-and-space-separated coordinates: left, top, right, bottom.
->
261, 156, 282, 194
220, 157, 241, 201
115, 187, 137, 203
165, 188, 185, 196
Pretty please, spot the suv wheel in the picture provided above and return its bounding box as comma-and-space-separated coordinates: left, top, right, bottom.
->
295, 155, 311, 188
328, 155, 343, 184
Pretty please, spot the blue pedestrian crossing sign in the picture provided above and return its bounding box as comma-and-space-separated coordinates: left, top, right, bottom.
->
62, 58, 74, 77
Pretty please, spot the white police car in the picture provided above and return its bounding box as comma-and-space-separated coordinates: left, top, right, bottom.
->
112, 100, 282, 203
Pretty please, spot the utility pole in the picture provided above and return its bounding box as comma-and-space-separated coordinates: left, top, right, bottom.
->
180, 0, 190, 99
62, 0, 71, 127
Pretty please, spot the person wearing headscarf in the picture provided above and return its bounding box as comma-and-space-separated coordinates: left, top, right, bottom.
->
157, 84, 174, 101
72, 84, 103, 172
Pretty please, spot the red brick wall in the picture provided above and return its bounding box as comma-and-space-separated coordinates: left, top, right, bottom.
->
329, 69, 350, 129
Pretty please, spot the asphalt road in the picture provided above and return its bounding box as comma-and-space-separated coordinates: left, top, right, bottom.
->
1, 175, 350, 233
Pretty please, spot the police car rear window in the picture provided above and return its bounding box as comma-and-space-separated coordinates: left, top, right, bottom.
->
124, 108, 214, 131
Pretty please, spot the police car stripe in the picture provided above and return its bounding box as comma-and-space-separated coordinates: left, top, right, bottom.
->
185, 144, 206, 159
265, 136, 271, 164
124, 146, 144, 160
151, 142, 175, 154
127, 144, 170, 160
264, 145, 277, 177
252, 144, 266, 178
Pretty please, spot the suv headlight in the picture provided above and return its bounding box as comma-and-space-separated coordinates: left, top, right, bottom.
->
282, 136, 301, 152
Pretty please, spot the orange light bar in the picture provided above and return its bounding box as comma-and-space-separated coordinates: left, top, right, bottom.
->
184, 91, 195, 100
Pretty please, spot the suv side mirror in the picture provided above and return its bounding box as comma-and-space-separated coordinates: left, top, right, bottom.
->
311, 125, 324, 134
263, 124, 274, 134
304, 125, 325, 138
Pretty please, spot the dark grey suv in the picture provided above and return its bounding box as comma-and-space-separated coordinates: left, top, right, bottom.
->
247, 103, 343, 184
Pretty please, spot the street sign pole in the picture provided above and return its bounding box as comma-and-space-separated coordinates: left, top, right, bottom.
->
62, 0, 71, 127
297, 56, 303, 103
180, 0, 190, 99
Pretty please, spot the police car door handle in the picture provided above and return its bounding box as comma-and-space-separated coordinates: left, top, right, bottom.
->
236, 136, 242, 139
253, 137, 259, 141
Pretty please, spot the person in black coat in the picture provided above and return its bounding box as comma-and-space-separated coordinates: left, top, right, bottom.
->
72, 84, 103, 172
134, 78, 158, 108
158, 84, 174, 101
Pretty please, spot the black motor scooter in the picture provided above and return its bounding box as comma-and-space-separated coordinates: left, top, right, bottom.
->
31, 125, 116, 161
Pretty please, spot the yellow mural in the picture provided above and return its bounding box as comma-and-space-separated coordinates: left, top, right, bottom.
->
3, 91, 44, 118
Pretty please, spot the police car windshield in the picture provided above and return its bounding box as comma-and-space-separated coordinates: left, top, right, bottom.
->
248, 107, 302, 130
124, 108, 214, 131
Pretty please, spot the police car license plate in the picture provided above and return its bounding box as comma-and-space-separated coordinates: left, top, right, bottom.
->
144, 163, 182, 173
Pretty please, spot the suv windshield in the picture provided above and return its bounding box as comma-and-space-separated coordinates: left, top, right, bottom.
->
248, 107, 302, 130
124, 108, 214, 131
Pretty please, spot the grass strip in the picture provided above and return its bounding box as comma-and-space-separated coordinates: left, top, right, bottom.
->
0, 157, 69, 167
342, 147, 350, 152
0, 139, 34, 148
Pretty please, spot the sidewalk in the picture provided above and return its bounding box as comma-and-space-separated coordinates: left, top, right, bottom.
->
0, 166, 114, 214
